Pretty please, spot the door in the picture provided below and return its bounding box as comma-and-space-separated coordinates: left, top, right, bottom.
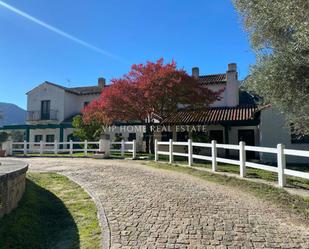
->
238, 129, 255, 159
41, 100, 50, 120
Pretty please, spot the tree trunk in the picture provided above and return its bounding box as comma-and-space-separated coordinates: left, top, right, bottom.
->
145, 123, 155, 154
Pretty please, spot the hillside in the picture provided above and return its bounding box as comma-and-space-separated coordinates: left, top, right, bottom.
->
0, 102, 26, 127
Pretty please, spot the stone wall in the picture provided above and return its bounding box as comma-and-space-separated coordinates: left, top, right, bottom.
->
0, 161, 28, 218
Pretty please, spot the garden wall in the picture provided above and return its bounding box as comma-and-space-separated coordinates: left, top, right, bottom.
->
0, 161, 28, 218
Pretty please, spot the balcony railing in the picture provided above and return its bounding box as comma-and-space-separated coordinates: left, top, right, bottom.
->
27, 110, 58, 121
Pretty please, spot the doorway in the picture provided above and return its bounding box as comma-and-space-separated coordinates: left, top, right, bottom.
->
238, 129, 255, 159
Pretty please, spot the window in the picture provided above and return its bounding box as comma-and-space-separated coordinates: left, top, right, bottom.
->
34, 135, 43, 143
41, 100, 51, 120
161, 131, 173, 141
46, 135, 55, 143
84, 101, 90, 107
209, 130, 224, 143
176, 131, 188, 142
192, 131, 209, 143
291, 134, 309, 144
128, 133, 136, 141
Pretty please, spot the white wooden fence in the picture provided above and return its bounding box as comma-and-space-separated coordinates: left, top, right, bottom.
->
154, 139, 309, 187
10, 139, 137, 159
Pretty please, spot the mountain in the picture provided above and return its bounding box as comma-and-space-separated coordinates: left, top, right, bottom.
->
0, 102, 26, 127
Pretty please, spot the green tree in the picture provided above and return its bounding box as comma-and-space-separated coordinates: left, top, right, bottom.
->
72, 115, 103, 141
233, 0, 309, 135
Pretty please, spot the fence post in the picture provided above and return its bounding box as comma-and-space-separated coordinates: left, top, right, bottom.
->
154, 139, 158, 162
54, 140, 58, 155
69, 140, 73, 155
277, 144, 286, 187
40, 140, 43, 155
132, 140, 136, 159
239, 141, 246, 178
169, 139, 173, 164
23, 140, 27, 155
121, 139, 125, 157
84, 140, 88, 156
211, 140, 217, 172
188, 139, 193, 166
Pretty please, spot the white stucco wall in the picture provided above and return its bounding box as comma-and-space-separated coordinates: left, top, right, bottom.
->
207, 84, 227, 107
207, 72, 239, 108
27, 83, 100, 123
29, 128, 60, 151
63, 93, 100, 119
27, 83, 65, 124
259, 107, 309, 164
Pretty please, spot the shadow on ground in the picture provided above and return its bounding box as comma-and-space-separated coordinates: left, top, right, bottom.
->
0, 179, 80, 249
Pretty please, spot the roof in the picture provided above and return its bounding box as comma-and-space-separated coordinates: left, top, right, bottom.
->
161, 105, 260, 125
239, 90, 260, 105
198, 74, 227, 85
27, 81, 103, 95
68, 86, 102, 95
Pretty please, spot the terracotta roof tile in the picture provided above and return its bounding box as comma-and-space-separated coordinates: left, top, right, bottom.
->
198, 74, 227, 85
161, 105, 259, 125
44, 82, 104, 95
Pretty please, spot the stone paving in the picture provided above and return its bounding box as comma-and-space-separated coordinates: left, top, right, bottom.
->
5, 158, 309, 249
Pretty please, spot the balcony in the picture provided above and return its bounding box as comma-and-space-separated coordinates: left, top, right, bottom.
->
27, 110, 58, 122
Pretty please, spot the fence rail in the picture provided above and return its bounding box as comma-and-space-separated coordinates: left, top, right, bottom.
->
154, 139, 309, 187
10, 139, 137, 159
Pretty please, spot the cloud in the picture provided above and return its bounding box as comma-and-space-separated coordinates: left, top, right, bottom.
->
0, 0, 125, 62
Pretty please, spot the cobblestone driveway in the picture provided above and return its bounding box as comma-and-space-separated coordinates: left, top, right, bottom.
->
9, 158, 309, 249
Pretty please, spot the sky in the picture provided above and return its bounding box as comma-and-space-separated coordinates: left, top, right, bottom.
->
0, 0, 255, 109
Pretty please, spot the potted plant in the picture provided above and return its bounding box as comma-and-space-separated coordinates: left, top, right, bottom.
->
0, 132, 9, 157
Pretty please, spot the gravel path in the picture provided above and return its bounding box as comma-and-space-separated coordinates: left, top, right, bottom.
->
4, 157, 309, 249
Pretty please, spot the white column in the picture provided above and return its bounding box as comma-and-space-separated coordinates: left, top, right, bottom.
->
169, 139, 173, 164
54, 140, 58, 155
188, 139, 193, 166
84, 140, 88, 156
211, 140, 217, 172
4, 140, 13, 156
69, 140, 73, 155
121, 139, 125, 157
132, 140, 136, 159
99, 139, 104, 152
9, 140, 13, 156
23, 140, 27, 155
40, 140, 43, 155
154, 139, 158, 162
239, 141, 246, 178
277, 144, 286, 187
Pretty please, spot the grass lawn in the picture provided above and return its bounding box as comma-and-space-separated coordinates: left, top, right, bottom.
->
0, 173, 101, 249
155, 155, 309, 190
144, 161, 309, 220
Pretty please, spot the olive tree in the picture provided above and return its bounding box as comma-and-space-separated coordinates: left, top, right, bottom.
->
233, 0, 309, 135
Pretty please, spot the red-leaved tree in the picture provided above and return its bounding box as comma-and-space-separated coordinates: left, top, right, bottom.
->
84, 58, 222, 152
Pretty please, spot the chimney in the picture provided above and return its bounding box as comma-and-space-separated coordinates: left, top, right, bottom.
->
192, 67, 199, 78
98, 77, 106, 89
226, 63, 239, 107
227, 63, 237, 72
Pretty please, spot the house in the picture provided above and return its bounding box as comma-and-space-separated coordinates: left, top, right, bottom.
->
259, 107, 309, 163
1, 78, 106, 146
153, 63, 260, 158
1, 64, 308, 163
154, 63, 309, 163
